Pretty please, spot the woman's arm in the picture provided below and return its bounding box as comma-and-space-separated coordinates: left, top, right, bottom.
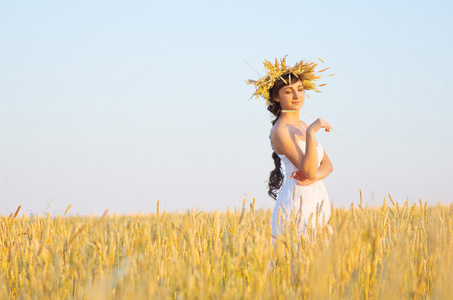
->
271, 118, 332, 180
302, 119, 332, 179
290, 151, 333, 185
316, 151, 333, 180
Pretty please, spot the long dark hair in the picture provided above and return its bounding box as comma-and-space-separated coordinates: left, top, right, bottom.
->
268, 73, 302, 200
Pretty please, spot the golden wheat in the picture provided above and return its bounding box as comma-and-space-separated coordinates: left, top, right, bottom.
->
1, 198, 452, 299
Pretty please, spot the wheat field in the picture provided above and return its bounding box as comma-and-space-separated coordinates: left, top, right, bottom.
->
1, 195, 452, 299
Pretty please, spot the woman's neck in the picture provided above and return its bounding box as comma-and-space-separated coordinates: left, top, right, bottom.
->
279, 111, 300, 126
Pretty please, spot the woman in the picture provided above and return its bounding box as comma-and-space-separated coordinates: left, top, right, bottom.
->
247, 57, 334, 236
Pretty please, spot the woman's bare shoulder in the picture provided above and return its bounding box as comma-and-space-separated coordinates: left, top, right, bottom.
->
270, 123, 289, 135
270, 123, 293, 143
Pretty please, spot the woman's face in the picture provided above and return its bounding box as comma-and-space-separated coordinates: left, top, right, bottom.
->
274, 80, 304, 110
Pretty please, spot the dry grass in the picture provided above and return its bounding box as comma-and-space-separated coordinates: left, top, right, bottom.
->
1, 196, 452, 299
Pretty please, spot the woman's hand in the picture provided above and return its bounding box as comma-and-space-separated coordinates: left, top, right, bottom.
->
289, 171, 317, 186
307, 118, 332, 135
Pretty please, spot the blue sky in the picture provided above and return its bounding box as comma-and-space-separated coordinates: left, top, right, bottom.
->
1, 0, 452, 215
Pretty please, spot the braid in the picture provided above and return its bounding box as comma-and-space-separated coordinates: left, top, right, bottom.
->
268, 151, 284, 200
267, 99, 284, 200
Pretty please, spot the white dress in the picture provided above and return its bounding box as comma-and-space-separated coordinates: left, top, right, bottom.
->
270, 128, 331, 237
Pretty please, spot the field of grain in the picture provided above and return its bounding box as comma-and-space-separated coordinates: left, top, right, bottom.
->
1, 196, 452, 299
